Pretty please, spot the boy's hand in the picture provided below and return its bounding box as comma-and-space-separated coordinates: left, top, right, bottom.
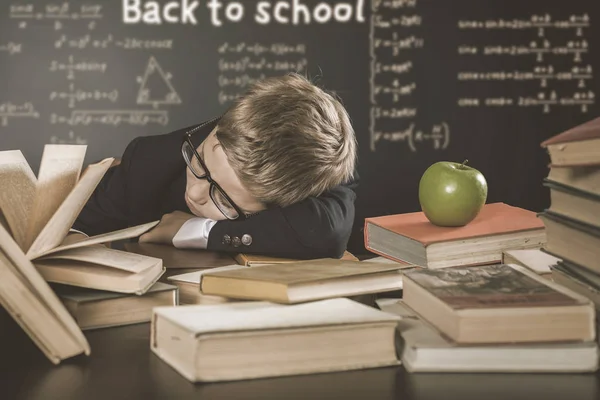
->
139, 211, 196, 245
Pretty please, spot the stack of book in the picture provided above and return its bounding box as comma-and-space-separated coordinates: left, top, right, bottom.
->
151, 257, 412, 382
363, 202, 546, 269
162, 249, 366, 305
539, 117, 600, 309
0, 145, 178, 363
377, 263, 599, 373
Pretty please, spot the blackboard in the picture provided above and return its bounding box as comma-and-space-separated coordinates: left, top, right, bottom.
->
1, 0, 598, 252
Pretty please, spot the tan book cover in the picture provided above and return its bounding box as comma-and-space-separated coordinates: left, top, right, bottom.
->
541, 117, 600, 146
234, 250, 359, 266
365, 202, 543, 247
200, 258, 406, 303
402, 264, 594, 344
0, 221, 90, 364
406, 264, 579, 310
377, 299, 599, 373
540, 118, 600, 166
151, 298, 400, 382
502, 248, 559, 276
54, 282, 178, 330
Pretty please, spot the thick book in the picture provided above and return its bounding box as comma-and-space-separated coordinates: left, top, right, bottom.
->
150, 298, 400, 382
538, 210, 600, 275
54, 282, 178, 330
540, 117, 600, 166
199, 258, 407, 304
543, 179, 600, 228
547, 165, 600, 197
501, 248, 559, 277
364, 203, 546, 269
234, 250, 359, 266
377, 299, 599, 373
402, 264, 595, 344
0, 223, 89, 364
551, 263, 600, 310
0, 146, 163, 294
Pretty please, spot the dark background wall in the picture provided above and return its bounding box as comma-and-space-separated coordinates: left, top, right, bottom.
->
1, 0, 598, 253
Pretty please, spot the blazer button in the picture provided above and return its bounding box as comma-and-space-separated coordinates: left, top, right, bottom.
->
232, 236, 242, 247
241, 234, 252, 246
222, 234, 231, 245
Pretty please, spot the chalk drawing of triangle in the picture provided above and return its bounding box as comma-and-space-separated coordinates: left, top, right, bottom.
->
136, 56, 182, 108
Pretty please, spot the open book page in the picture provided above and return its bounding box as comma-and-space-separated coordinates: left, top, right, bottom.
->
26, 157, 114, 260
25, 145, 87, 251
0, 223, 89, 358
0, 248, 87, 363
39, 246, 161, 273
0, 150, 37, 250
34, 220, 160, 259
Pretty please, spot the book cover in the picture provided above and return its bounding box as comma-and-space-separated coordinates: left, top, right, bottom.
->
365, 202, 543, 247
234, 250, 359, 266
202, 258, 406, 286
404, 264, 581, 310
541, 117, 600, 147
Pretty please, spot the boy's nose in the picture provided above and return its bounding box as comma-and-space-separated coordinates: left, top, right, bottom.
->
188, 180, 211, 205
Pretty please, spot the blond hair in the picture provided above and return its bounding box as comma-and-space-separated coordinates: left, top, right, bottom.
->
216, 73, 357, 207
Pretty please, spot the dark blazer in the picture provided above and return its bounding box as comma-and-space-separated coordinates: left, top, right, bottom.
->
73, 119, 358, 259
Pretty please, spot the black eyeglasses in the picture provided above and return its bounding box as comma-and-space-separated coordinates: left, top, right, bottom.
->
181, 122, 247, 221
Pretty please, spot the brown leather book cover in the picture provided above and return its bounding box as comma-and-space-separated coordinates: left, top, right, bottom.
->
124, 243, 235, 269
364, 202, 544, 247
235, 250, 359, 266
541, 117, 600, 147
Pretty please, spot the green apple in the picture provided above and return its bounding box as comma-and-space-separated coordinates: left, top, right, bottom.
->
418, 160, 488, 227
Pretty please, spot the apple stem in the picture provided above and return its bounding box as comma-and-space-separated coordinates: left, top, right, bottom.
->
459, 159, 469, 169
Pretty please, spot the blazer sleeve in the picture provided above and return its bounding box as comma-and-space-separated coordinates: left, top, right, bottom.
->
72, 137, 141, 236
206, 177, 358, 260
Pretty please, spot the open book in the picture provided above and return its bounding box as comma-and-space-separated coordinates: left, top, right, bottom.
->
0, 145, 166, 363
0, 145, 164, 294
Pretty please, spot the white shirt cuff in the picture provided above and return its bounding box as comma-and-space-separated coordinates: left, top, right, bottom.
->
172, 217, 218, 249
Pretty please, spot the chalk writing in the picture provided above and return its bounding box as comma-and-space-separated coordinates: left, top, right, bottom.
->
369, 0, 446, 151
50, 110, 169, 126
0, 42, 22, 55
217, 41, 309, 104
0, 102, 40, 126
457, 13, 595, 113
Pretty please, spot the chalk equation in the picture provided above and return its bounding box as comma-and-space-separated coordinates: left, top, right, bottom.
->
372, 0, 417, 10
457, 13, 595, 114
0, 102, 40, 126
369, 0, 434, 151
50, 110, 169, 126
218, 57, 309, 73
372, 107, 417, 119
9, 3, 102, 20
217, 42, 310, 105
372, 122, 450, 152
50, 83, 119, 108
217, 42, 306, 56
50, 55, 108, 80
0, 42, 22, 55
54, 34, 173, 50
458, 14, 590, 31
50, 131, 87, 145
458, 65, 593, 88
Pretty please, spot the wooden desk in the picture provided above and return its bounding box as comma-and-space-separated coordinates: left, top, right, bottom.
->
1, 314, 598, 400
